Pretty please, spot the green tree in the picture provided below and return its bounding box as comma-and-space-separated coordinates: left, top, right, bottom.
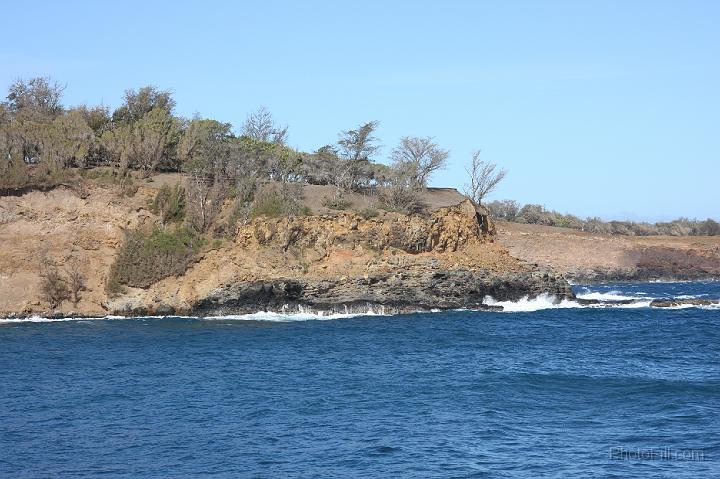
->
112, 86, 176, 124
336, 120, 380, 191
5, 77, 65, 121
128, 107, 179, 176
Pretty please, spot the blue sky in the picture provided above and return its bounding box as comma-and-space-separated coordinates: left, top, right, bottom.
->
2, 0, 718, 221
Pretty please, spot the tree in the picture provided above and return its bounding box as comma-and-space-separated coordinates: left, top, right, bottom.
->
44, 110, 94, 168
463, 150, 507, 205
241, 106, 287, 144
179, 119, 233, 231
5, 77, 65, 120
127, 107, 178, 176
336, 121, 380, 190
485, 199, 521, 221
71, 105, 110, 134
100, 123, 133, 173
65, 259, 87, 305
179, 118, 232, 181
112, 86, 175, 124
39, 257, 70, 308
390, 136, 448, 188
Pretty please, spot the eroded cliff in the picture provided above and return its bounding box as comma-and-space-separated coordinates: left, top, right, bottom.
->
0, 179, 573, 317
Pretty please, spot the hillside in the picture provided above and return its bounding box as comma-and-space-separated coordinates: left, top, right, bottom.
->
496, 221, 720, 281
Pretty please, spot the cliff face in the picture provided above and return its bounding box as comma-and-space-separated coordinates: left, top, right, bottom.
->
0, 181, 573, 317
111, 199, 571, 316
188, 202, 567, 316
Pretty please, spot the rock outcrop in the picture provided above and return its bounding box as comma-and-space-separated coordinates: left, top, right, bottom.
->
192, 270, 572, 316
0, 180, 575, 317
181, 201, 570, 316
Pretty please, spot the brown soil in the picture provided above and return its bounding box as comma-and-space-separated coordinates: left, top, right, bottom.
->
496, 221, 720, 281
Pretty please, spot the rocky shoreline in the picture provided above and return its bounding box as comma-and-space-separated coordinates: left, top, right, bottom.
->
189, 269, 573, 316
2, 181, 719, 319
3, 296, 717, 320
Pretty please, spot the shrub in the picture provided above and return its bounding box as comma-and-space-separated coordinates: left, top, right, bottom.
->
378, 185, 426, 215
250, 183, 310, 218
486, 200, 520, 221
358, 207, 379, 219
150, 183, 185, 224
0, 162, 77, 195
39, 258, 70, 308
322, 194, 351, 210
65, 260, 87, 305
108, 226, 204, 289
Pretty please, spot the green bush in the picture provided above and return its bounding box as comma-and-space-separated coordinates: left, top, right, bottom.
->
150, 183, 185, 224
250, 183, 310, 218
0, 162, 77, 195
108, 226, 204, 289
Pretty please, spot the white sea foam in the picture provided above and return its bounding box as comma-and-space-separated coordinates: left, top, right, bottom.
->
483, 294, 582, 312
482, 293, 655, 312
575, 290, 643, 301
0, 305, 389, 324
205, 308, 388, 322
0, 315, 104, 324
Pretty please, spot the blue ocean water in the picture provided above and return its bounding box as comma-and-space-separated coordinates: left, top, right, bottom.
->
1, 282, 718, 478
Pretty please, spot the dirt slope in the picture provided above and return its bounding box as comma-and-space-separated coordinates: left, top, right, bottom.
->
496, 221, 720, 281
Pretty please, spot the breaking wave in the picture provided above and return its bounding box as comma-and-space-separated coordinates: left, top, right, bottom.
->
575, 290, 641, 301
0, 306, 389, 324
2, 283, 718, 322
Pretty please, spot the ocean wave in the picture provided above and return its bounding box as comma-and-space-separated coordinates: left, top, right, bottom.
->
0, 306, 390, 324
574, 290, 644, 301
483, 293, 654, 312
205, 309, 388, 322
1, 296, 717, 323
483, 294, 581, 312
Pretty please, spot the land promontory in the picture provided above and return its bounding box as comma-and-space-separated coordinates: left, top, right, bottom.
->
1, 174, 718, 318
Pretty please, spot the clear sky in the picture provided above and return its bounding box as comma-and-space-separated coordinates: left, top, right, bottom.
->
2, 0, 718, 221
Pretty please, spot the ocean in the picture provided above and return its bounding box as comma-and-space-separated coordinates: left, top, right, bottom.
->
1, 282, 718, 478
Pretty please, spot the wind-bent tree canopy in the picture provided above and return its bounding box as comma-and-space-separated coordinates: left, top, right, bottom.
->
390, 136, 449, 188
112, 86, 176, 125
336, 120, 380, 190
463, 150, 507, 206
5, 77, 65, 120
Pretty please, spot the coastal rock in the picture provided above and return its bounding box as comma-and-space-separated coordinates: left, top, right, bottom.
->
649, 299, 718, 308
191, 269, 573, 316
0, 180, 576, 318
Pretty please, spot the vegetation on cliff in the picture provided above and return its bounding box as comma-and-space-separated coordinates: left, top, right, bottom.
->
487, 200, 720, 237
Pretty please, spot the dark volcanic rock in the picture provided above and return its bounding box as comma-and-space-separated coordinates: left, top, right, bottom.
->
191, 269, 574, 316
575, 298, 637, 306
650, 299, 719, 308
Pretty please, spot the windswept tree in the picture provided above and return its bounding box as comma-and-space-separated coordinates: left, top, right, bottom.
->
241, 106, 287, 144
127, 107, 179, 176
71, 105, 110, 134
336, 120, 380, 191
112, 86, 176, 124
43, 110, 94, 169
179, 118, 233, 231
179, 119, 232, 180
5, 77, 65, 120
390, 136, 449, 188
463, 150, 507, 206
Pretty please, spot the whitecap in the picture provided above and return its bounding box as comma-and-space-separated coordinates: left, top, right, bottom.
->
482, 293, 654, 312
575, 290, 644, 301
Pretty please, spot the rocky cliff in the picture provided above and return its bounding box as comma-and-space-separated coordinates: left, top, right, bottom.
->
0, 179, 573, 317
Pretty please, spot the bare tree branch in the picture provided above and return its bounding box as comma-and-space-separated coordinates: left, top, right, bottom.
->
463, 150, 507, 205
